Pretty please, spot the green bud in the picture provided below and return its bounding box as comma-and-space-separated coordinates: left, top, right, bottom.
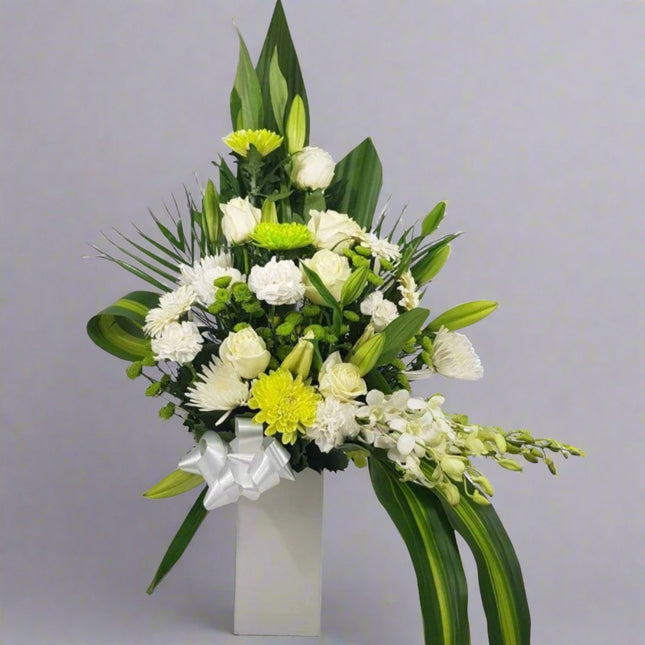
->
349, 333, 386, 376
395, 373, 411, 390
351, 255, 369, 268
421, 336, 434, 353
379, 258, 395, 272
413, 243, 451, 286
346, 450, 368, 468
421, 351, 434, 367
492, 433, 507, 454
365, 271, 384, 286
233, 322, 251, 332
302, 304, 321, 318
304, 324, 326, 340
215, 288, 230, 303
521, 451, 539, 463
471, 474, 494, 496
342, 248, 356, 260
285, 94, 306, 154
276, 322, 294, 336
441, 456, 466, 480
391, 358, 407, 371
545, 458, 558, 476
402, 339, 416, 354
497, 458, 523, 471
352, 323, 375, 353
325, 333, 339, 345
231, 283, 253, 303
281, 333, 314, 379
341, 266, 369, 306
202, 179, 221, 246
126, 361, 143, 379
354, 245, 372, 258
208, 302, 226, 314
472, 489, 491, 506
261, 199, 278, 223
343, 310, 360, 322
285, 312, 303, 326
142, 354, 157, 367
158, 402, 175, 419
145, 382, 162, 397
213, 275, 232, 289
440, 482, 461, 507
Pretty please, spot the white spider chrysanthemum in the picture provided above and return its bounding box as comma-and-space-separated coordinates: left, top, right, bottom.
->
144, 285, 196, 337
186, 357, 249, 412
179, 254, 243, 306
357, 231, 401, 262
151, 321, 203, 363
305, 396, 360, 453
431, 326, 483, 380
397, 270, 420, 310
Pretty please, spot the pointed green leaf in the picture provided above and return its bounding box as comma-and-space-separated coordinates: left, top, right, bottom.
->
377, 307, 429, 365
256, 0, 309, 142
143, 469, 204, 499
146, 487, 209, 594
268, 47, 288, 132
369, 458, 470, 645
113, 229, 182, 273
87, 291, 159, 361
435, 482, 531, 644
426, 301, 498, 332
133, 226, 184, 263
230, 31, 264, 130
301, 263, 341, 313
421, 201, 446, 237
327, 138, 383, 230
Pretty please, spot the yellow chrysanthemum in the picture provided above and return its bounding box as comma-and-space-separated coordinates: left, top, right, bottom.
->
250, 222, 313, 251
222, 129, 284, 157
248, 369, 320, 444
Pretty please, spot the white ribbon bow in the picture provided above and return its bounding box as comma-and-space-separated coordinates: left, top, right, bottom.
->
178, 418, 295, 510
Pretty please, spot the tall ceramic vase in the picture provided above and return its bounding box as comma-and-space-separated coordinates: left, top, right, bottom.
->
234, 467, 324, 636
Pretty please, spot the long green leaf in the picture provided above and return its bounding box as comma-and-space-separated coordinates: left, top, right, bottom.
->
256, 0, 309, 142
146, 487, 209, 594
87, 291, 159, 361
91, 248, 170, 291
268, 47, 288, 131
230, 31, 264, 130
378, 307, 429, 365
369, 459, 470, 645
327, 137, 383, 230
436, 484, 531, 644
133, 225, 184, 263
113, 229, 181, 273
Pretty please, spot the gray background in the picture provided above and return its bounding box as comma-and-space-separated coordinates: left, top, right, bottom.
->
2, 1, 643, 643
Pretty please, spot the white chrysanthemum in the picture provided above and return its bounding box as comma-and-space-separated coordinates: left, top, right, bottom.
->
431, 326, 483, 380
357, 232, 401, 262
306, 397, 360, 453
151, 321, 203, 363
144, 285, 197, 337
186, 357, 249, 411
179, 255, 243, 306
397, 270, 420, 310
360, 291, 398, 331
248, 256, 305, 305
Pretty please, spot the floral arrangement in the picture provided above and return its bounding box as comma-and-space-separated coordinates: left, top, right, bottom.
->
87, 3, 582, 643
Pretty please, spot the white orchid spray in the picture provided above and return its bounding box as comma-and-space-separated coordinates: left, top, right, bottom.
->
86, 2, 583, 642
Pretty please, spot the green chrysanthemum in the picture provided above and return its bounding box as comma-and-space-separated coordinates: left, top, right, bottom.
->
250, 222, 313, 250
222, 129, 284, 157
248, 368, 320, 444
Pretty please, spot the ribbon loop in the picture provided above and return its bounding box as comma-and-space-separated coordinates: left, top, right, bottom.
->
178, 418, 294, 510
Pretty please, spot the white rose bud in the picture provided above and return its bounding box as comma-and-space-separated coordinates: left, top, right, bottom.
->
219, 327, 271, 380
220, 196, 262, 244
307, 209, 363, 253
292, 146, 335, 190
318, 351, 367, 402
301, 249, 351, 305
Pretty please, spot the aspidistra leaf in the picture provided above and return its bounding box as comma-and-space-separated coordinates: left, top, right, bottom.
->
268, 47, 289, 132
377, 307, 429, 365
230, 31, 264, 130
369, 458, 470, 645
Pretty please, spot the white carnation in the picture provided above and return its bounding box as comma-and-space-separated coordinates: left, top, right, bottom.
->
186, 357, 249, 411
144, 285, 196, 337
220, 197, 262, 244
397, 270, 420, 310
151, 321, 203, 363
357, 231, 401, 262
248, 257, 305, 305
360, 291, 398, 331
292, 146, 335, 190
431, 326, 483, 380
306, 396, 360, 453
179, 255, 243, 306
307, 209, 362, 253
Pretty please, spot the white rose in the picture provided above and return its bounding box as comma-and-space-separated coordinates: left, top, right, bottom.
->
301, 249, 351, 305
318, 351, 367, 402
220, 197, 261, 244
219, 327, 271, 380
292, 146, 335, 190
248, 257, 305, 305
360, 291, 399, 331
307, 209, 363, 253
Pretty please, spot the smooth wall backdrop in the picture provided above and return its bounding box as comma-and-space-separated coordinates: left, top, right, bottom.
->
2, 1, 643, 643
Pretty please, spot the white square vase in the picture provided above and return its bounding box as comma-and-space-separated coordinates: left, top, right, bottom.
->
234, 468, 324, 636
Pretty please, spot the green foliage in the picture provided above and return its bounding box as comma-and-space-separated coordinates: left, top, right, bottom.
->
230, 31, 264, 130
426, 301, 498, 332
378, 308, 429, 365
143, 469, 204, 499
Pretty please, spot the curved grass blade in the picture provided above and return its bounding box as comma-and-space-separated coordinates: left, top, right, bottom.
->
87, 291, 159, 361
436, 483, 531, 645
369, 458, 470, 645
146, 487, 208, 594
